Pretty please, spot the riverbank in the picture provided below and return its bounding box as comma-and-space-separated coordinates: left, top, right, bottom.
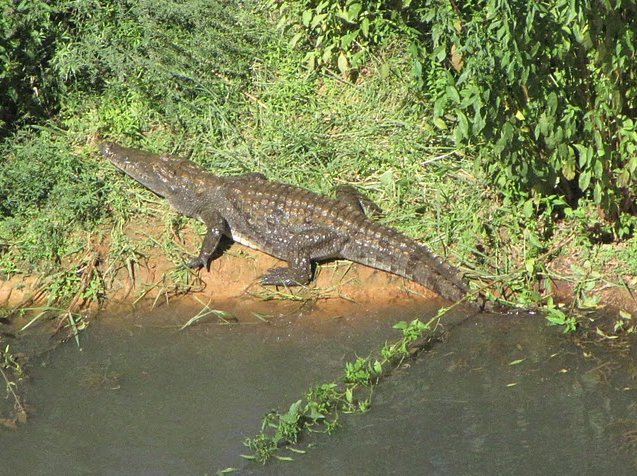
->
1, 0, 636, 342
1, 214, 635, 323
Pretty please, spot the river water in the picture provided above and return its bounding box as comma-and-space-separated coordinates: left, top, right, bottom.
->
1, 300, 635, 475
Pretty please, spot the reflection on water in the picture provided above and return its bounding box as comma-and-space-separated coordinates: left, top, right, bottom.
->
254, 316, 637, 475
1, 301, 636, 475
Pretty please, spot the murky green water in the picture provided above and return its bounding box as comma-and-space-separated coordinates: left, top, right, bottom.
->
1, 301, 636, 475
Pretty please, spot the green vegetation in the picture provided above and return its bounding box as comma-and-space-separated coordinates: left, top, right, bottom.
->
0, 0, 62, 136
1, 2, 636, 329
2, 1, 637, 469
0, 0, 257, 138
242, 316, 440, 464
0, 0, 263, 321
0, 339, 26, 428
275, 0, 637, 235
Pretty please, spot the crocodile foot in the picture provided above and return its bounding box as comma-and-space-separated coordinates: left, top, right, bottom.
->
187, 256, 207, 270
260, 266, 310, 286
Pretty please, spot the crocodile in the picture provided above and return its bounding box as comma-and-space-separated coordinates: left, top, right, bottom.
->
100, 142, 493, 310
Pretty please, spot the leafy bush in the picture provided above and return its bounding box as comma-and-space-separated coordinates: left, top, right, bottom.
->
0, 0, 65, 136
270, 0, 414, 72
422, 0, 637, 234
52, 0, 259, 139
0, 131, 105, 266
0, 0, 260, 138
276, 0, 637, 233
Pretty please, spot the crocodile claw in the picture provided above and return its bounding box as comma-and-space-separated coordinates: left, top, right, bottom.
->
187, 256, 207, 270
260, 266, 309, 286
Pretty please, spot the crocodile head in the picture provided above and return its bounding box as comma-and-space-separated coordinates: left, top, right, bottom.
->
100, 141, 208, 199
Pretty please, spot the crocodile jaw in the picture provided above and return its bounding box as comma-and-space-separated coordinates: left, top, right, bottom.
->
101, 142, 193, 199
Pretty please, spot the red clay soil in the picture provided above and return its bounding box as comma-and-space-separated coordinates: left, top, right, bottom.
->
1, 220, 635, 318
0, 240, 439, 318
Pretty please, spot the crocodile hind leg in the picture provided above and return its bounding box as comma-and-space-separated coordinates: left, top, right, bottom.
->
259, 230, 345, 286
260, 253, 313, 286
187, 210, 229, 270
335, 184, 382, 216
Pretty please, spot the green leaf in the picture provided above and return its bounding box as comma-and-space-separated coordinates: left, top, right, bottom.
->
575, 144, 592, 168
547, 92, 558, 115
593, 157, 603, 177
593, 130, 604, 155
578, 170, 591, 191
473, 109, 485, 134
617, 168, 630, 187
433, 117, 448, 130
561, 157, 576, 180
378, 169, 394, 187
337, 52, 349, 73
345, 387, 353, 403
593, 182, 602, 204
456, 111, 469, 140
545, 307, 566, 325
360, 17, 370, 37
301, 9, 313, 27
522, 199, 534, 218
411, 59, 422, 78
525, 229, 543, 249
373, 360, 383, 375
379, 62, 390, 79
306, 52, 317, 70
289, 32, 304, 48
322, 45, 334, 63
623, 117, 634, 131
435, 44, 447, 62
340, 30, 358, 50
347, 3, 362, 21
310, 13, 327, 29
524, 257, 536, 274
446, 85, 460, 104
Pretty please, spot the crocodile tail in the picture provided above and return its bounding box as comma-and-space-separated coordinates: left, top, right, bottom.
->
343, 221, 472, 304
404, 246, 471, 302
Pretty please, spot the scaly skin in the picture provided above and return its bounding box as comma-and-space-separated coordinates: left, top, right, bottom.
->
100, 142, 493, 310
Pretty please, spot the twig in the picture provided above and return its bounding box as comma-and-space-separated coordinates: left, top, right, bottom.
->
0, 366, 26, 415
421, 151, 457, 166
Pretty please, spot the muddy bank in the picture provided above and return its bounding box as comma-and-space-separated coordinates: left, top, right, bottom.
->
1, 219, 635, 318
0, 235, 437, 319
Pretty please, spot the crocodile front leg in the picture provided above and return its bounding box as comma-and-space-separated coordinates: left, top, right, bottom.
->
188, 210, 229, 270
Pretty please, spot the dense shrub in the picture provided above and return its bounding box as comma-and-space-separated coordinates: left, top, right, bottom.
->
0, 0, 259, 138
0, 0, 64, 135
0, 131, 101, 218
274, 0, 637, 233
52, 0, 258, 112
0, 130, 106, 265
